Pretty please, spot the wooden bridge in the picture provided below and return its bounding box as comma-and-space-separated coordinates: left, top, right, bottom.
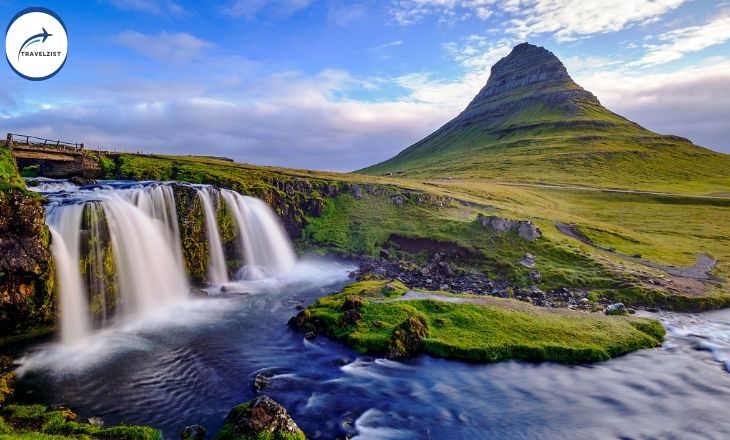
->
5, 133, 102, 178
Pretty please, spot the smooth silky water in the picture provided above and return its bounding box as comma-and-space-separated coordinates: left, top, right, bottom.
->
13, 179, 730, 439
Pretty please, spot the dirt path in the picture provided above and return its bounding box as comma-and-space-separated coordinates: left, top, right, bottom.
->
555, 223, 717, 280
492, 182, 730, 200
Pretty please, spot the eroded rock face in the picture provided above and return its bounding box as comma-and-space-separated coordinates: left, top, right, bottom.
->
0, 188, 54, 333
215, 396, 305, 440
476, 214, 542, 241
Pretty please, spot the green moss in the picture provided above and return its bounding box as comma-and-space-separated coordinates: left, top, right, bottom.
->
0, 405, 160, 440
0, 147, 24, 188
296, 280, 665, 364
19, 166, 39, 178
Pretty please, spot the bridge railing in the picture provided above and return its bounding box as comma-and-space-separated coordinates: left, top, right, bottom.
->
7, 133, 84, 152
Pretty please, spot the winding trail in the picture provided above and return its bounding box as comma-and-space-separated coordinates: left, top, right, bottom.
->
555, 222, 717, 280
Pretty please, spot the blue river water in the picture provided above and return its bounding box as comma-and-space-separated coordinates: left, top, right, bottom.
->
14, 260, 730, 439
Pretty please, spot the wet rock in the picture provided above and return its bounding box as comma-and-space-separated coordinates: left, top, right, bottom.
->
69, 176, 96, 186
217, 396, 305, 440
379, 249, 391, 259
254, 371, 274, 391
181, 424, 206, 440
605, 303, 628, 316
189, 287, 208, 298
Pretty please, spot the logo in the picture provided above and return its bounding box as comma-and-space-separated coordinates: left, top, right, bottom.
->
5, 7, 68, 80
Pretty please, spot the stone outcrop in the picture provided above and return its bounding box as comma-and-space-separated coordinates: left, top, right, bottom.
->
214, 396, 305, 440
0, 187, 54, 334
388, 315, 429, 359
476, 214, 542, 241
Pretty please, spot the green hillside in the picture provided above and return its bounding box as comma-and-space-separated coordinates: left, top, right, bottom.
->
359, 43, 730, 195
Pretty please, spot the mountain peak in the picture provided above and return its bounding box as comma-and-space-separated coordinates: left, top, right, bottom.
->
466, 42, 599, 111
359, 42, 727, 188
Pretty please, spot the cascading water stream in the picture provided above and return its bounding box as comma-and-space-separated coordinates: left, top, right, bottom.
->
197, 188, 228, 285
221, 190, 297, 280
31, 179, 298, 345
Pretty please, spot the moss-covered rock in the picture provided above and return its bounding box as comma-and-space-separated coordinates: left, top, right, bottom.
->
0, 146, 54, 334
79, 203, 118, 324
173, 185, 209, 284
214, 396, 305, 440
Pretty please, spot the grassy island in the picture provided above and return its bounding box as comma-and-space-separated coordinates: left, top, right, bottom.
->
291, 280, 665, 364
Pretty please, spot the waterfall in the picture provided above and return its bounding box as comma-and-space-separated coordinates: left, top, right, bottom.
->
37, 180, 298, 345
47, 204, 92, 344
197, 188, 228, 285
221, 190, 297, 280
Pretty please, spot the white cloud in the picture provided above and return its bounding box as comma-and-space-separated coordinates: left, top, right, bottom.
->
390, 0, 496, 25
631, 14, 730, 66
504, 0, 687, 41
224, 0, 313, 19
575, 56, 730, 152
391, 1, 687, 42
114, 31, 214, 62
106, 0, 185, 16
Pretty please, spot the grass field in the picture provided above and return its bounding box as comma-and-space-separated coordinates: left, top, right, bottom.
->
104, 153, 730, 310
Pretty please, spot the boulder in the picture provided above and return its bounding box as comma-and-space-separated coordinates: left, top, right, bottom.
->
388, 315, 429, 359
476, 214, 542, 241
520, 253, 536, 268
214, 396, 305, 440
181, 424, 206, 440
605, 303, 628, 316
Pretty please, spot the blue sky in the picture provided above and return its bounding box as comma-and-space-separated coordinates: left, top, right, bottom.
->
1, 0, 729, 171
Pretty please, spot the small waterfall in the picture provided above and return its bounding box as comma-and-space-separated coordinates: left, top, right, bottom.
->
197, 188, 228, 285
37, 180, 298, 344
102, 194, 189, 314
221, 190, 297, 280
48, 222, 92, 345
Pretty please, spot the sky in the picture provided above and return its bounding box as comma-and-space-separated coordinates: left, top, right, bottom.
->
1, 0, 729, 171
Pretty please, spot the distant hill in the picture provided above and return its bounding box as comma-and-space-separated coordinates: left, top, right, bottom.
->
359, 43, 730, 194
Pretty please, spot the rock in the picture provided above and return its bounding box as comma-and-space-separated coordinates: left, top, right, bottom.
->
181, 424, 206, 440
605, 303, 629, 316
0, 186, 54, 334
476, 214, 542, 241
217, 396, 305, 440
349, 184, 363, 199
390, 195, 405, 207
254, 371, 275, 391
379, 249, 391, 259
420, 267, 430, 277
189, 287, 208, 297
439, 284, 449, 291
87, 417, 104, 428
341, 309, 362, 326
520, 253, 536, 268
69, 176, 96, 186
388, 315, 429, 359
530, 270, 542, 283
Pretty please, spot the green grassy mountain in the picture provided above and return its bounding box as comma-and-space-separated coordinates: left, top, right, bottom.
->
360, 43, 730, 194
